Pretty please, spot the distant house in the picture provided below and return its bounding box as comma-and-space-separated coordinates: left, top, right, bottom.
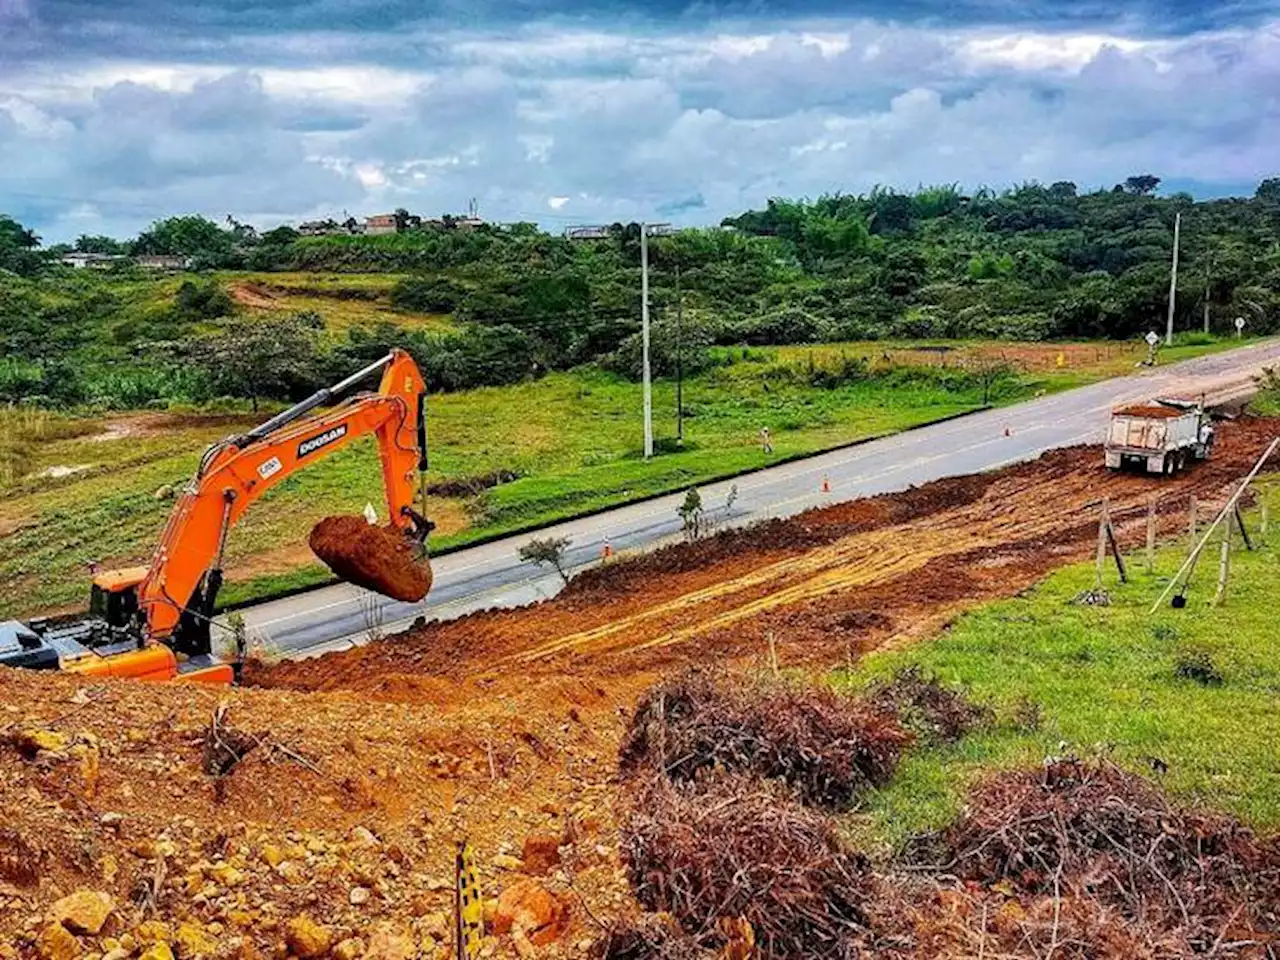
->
365, 214, 400, 236
298, 220, 338, 237
60, 252, 124, 269
564, 225, 609, 241
454, 216, 485, 232
136, 255, 192, 271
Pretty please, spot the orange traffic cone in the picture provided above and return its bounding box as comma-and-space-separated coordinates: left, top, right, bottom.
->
602, 538, 613, 560
821, 476, 831, 494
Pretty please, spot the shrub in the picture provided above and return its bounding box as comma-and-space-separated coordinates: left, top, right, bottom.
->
1174, 646, 1225, 686
723, 306, 830, 345
602, 318, 715, 381
517, 536, 572, 584
916, 759, 1280, 950
865, 666, 992, 744
389, 275, 466, 313
174, 279, 234, 320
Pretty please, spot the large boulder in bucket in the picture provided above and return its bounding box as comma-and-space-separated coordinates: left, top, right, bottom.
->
309, 515, 433, 602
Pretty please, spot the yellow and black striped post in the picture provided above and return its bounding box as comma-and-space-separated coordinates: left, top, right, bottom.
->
455, 840, 483, 960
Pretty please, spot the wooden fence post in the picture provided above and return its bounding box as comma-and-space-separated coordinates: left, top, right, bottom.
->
1146, 499, 1157, 575
1095, 498, 1109, 588
1213, 524, 1231, 606
1106, 512, 1127, 583
1188, 495, 1198, 543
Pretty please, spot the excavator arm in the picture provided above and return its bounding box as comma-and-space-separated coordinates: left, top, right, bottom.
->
138, 349, 428, 650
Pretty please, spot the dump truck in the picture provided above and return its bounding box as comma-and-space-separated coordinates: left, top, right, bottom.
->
1104, 399, 1214, 474
0, 350, 433, 684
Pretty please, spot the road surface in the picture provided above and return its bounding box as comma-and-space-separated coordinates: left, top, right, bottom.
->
229, 339, 1280, 659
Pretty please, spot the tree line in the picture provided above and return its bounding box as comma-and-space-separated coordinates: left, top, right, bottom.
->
2, 175, 1279, 409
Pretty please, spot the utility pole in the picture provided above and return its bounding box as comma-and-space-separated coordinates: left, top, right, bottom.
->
1165, 211, 1181, 346
567, 221, 669, 460
675, 263, 684, 446
637, 222, 673, 460
1203, 253, 1212, 335
640, 222, 653, 460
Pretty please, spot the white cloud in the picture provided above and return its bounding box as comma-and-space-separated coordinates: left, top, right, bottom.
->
353, 163, 388, 188
960, 32, 1156, 72
2, 16, 1279, 239
0, 95, 73, 136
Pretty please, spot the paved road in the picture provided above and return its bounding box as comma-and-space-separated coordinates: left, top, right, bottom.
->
230, 340, 1280, 659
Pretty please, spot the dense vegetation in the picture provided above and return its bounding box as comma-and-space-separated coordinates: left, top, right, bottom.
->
2, 174, 1278, 409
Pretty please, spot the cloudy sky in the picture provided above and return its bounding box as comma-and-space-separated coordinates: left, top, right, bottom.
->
2, 0, 1279, 240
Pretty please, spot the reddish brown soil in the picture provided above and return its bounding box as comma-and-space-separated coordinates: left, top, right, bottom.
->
1113, 404, 1186, 418
261, 417, 1279, 701
229, 282, 283, 310
309, 516, 433, 602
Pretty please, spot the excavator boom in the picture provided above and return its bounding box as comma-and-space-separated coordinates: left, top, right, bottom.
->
142, 349, 427, 648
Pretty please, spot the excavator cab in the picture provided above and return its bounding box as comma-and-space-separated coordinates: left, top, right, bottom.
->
88, 567, 148, 630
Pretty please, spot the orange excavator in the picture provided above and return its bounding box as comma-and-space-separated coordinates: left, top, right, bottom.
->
0, 350, 432, 685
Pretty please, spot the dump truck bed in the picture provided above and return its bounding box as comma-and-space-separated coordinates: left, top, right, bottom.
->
1104, 399, 1213, 474
1107, 409, 1200, 452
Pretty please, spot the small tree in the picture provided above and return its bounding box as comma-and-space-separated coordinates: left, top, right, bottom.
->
1123, 174, 1161, 196
518, 536, 572, 584
678, 487, 705, 542
964, 354, 1018, 406
188, 313, 321, 411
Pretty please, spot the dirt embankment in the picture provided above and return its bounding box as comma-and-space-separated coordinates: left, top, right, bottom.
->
4, 417, 1277, 959
254, 416, 1280, 701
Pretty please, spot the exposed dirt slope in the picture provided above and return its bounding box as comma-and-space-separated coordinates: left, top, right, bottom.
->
255, 417, 1279, 701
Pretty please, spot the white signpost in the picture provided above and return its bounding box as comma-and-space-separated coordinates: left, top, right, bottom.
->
1235, 316, 1246, 339
1145, 330, 1160, 365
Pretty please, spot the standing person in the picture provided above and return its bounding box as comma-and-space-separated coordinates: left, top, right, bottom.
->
760, 426, 773, 454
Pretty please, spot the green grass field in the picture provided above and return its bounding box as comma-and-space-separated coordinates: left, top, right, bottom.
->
0, 334, 1254, 618
840, 484, 1280, 850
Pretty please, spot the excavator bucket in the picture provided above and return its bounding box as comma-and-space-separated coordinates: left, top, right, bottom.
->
309, 515, 433, 603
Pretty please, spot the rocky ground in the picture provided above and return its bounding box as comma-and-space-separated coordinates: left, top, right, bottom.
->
4, 417, 1279, 959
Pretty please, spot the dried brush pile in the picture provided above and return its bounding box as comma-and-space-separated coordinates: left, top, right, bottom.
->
899, 881, 1177, 959
621, 774, 874, 960
866, 666, 992, 744
915, 759, 1280, 954
591, 914, 714, 960
619, 669, 909, 808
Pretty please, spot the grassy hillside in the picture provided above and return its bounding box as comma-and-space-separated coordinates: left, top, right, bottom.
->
5, 179, 1280, 413
0, 338, 1225, 618
842, 484, 1280, 847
